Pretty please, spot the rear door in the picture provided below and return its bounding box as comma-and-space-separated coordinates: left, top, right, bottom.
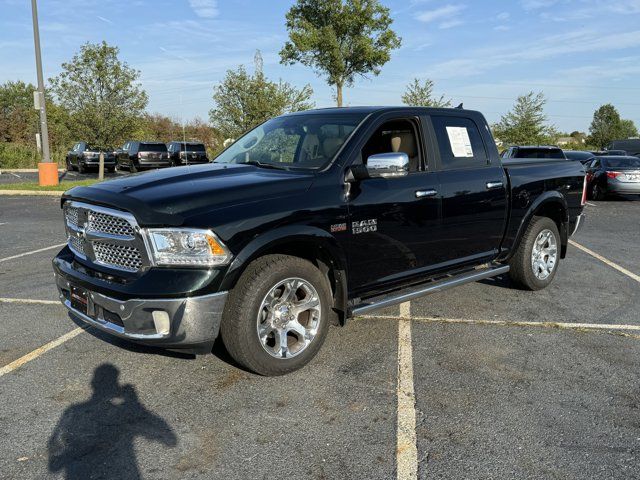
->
428, 114, 508, 265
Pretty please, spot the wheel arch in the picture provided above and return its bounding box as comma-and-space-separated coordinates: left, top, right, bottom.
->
220, 226, 349, 325
511, 192, 569, 260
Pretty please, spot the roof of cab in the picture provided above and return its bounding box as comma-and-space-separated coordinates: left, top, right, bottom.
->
283, 105, 480, 117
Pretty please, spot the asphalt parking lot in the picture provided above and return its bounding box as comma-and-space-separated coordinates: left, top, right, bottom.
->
1, 195, 639, 479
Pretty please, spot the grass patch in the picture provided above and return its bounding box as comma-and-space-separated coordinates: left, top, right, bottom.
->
0, 179, 99, 191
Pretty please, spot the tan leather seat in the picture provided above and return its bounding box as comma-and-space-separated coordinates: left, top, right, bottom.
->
323, 137, 344, 159
391, 133, 419, 171
300, 134, 321, 164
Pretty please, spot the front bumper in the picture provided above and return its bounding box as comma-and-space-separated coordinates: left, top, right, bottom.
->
54, 270, 227, 353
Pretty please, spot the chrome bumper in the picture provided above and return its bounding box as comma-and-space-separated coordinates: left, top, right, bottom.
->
571, 213, 585, 236
54, 272, 227, 350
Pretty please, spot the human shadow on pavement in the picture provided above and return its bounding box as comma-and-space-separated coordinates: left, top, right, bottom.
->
48, 363, 177, 480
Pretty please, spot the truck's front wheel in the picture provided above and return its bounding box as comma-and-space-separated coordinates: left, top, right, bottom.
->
509, 216, 560, 290
220, 254, 332, 376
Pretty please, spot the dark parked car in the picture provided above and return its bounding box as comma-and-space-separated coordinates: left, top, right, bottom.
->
115, 141, 171, 172
167, 141, 209, 166
606, 139, 640, 157
563, 150, 595, 165
54, 106, 585, 376
502, 146, 566, 160
585, 156, 640, 199
66, 142, 116, 174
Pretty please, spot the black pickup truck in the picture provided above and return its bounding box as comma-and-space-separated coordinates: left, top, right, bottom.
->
53, 107, 586, 376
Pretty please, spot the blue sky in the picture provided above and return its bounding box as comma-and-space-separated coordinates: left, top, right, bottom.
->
2, 0, 640, 132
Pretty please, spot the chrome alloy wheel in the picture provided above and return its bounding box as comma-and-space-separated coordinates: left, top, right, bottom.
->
531, 228, 558, 280
256, 277, 321, 359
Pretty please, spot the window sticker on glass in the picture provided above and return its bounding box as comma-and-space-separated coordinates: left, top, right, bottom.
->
446, 126, 474, 157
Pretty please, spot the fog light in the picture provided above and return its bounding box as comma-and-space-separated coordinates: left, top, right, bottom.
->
152, 311, 171, 335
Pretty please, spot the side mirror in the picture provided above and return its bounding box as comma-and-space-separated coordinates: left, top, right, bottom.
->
366, 152, 409, 178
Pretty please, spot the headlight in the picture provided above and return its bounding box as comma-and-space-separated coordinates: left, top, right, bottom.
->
146, 228, 231, 267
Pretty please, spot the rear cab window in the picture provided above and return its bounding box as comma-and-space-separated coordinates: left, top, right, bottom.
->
139, 143, 167, 153
513, 147, 565, 159
431, 116, 489, 170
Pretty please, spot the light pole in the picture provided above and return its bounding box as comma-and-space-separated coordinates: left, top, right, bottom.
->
30, 0, 57, 185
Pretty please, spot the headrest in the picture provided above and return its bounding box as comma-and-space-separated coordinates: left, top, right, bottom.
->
323, 137, 344, 158
391, 132, 417, 157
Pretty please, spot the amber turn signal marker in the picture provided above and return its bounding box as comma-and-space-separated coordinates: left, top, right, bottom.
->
206, 235, 227, 256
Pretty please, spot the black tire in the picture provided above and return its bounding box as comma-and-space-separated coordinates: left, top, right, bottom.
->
508, 216, 560, 291
77, 162, 85, 174
65, 158, 74, 172
107, 166, 115, 173
591, 183, 606, 201
130, 162, 138, 173
220, 254, 332, 376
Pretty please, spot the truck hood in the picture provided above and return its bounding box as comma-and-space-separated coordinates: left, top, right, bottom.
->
63, 163, 315, 226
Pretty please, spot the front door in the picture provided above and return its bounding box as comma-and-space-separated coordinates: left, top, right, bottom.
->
346, 116, 441, 296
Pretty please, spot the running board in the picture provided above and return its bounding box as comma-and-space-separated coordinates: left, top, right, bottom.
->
350, 264, 510, 317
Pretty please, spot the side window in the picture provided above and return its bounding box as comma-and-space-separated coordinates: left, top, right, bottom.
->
361, 118, 423, 173
432, 116, 489, 170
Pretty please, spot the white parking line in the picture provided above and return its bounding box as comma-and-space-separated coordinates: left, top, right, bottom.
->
362, 314, 640, 332
0, 298, 60, 305
0, 243, 66, 263
0, 328, 84, 378
396, 316, 418, 480
585, 202, 597, 207
569, 240, 640, 284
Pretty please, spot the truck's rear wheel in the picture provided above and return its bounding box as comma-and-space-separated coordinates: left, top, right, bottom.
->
220, 254, 331, 376
509, 216, 560, 290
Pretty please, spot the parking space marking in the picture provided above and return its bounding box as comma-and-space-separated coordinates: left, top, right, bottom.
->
569, 240, 640, 283
0, 327, 84, 377
0, 297, 60, 305
585, 202, 597, 207
0, 243, 66, 263
396, 317, 418, 480
362, 314, 640, 333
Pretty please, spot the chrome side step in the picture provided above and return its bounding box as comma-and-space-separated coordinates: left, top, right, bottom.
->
351, 264, 510, 317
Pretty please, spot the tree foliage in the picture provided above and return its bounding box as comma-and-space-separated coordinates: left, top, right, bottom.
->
492, 92, 557, 146
209, 52, 314, 139
401, 78, 451, 108
280, 0, 401, 107
0, 80, 38, 143
588, 104, 639, 149
49, 41, 147, 148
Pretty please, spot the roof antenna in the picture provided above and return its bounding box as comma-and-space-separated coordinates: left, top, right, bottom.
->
456, 103, 464, 109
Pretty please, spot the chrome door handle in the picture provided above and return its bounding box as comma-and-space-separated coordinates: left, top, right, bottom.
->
415, 189, 438, 198
486, 181, 503, 190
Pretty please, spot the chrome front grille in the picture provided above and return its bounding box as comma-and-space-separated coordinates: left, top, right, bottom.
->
88, 211, 135, 238
63, 201, 150, 273
93, 242, 142, 272
69, 234, 86, 257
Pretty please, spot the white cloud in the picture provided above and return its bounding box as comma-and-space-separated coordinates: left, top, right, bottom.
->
439, 19, 464, 29
188, 0, 219, 19
415, 4, 465, 23
496, 12, 510, 21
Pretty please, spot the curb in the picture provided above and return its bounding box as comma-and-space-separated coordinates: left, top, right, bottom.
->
0, 169, 65, 173
0, 190, 63, 196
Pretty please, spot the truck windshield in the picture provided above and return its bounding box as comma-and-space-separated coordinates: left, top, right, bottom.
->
214, 113, 366, 170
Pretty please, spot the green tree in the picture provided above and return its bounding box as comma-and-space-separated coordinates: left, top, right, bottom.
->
619, 119, 638, 140
209, 52, 314, 139
493, 92, 557, 146
401, 78, 451, 108
588, 104, 638, 148
49, 41, 147, 148
0, 80, 38, 143
280, 0, 401, 107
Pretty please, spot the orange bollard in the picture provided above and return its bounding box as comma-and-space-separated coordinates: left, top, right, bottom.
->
38, 162, 59, 186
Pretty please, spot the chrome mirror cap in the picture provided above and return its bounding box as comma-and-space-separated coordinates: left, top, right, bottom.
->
366, 152, 409, 178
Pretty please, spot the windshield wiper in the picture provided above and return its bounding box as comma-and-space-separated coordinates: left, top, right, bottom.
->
239, 160, 289, 170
